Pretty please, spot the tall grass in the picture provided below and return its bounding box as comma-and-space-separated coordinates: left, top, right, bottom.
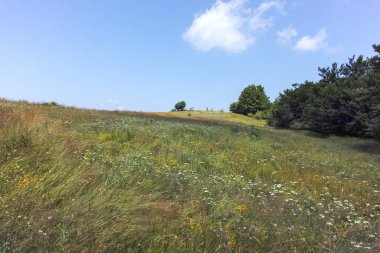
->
148, 110, 268, 127
0, 100, 379, 252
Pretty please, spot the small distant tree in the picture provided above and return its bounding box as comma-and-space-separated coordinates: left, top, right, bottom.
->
175, 101, 186, 111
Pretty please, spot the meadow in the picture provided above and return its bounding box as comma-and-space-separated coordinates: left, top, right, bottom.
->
0, 99, 379, 252
147, 110, 267, 127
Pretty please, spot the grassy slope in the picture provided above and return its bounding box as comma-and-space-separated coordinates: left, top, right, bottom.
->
147, 110, 267, 127
0, 99, 379, 252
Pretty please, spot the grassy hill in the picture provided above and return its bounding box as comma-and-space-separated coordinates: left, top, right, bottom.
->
1, 99, 379, 252
146, 110, 267, 127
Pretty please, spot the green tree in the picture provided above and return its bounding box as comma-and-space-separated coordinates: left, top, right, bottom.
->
366, 44, 380, 138
233, 85, 270, 115
174, 101, 186, 111
269, 44, 380, 139
229, 102, 238, 113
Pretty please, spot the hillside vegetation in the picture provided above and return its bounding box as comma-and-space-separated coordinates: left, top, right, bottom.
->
148, 110, 267, 127
270, 44, 380, 139
1, 99, 379, 252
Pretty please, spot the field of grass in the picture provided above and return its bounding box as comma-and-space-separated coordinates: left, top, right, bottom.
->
1, 99, 379, 252
147, 110, 267, 127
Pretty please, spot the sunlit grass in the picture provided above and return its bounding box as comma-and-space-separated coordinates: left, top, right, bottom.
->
149, 110, 267, 127
0, 99, 379, 252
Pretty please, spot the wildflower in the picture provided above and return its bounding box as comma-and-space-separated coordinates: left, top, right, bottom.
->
234, 204, 247, 214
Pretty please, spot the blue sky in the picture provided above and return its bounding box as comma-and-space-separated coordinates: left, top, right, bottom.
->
1, 0, 379, 111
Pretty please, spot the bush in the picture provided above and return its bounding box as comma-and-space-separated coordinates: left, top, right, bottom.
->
253, 110, 270, 120
41, 101, 59, 106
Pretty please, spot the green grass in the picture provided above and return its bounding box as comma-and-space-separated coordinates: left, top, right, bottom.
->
0, 99, 379, 252
147, 110, 267, 127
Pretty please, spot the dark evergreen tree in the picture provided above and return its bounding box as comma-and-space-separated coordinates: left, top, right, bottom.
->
269, 44, 380, 139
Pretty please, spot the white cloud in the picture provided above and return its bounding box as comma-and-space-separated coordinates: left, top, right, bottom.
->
294, 29, 327, 52
276, 26, 297, 44
99, 98, 125, 111
249, 1, 283, 31
183, 0, 282, 53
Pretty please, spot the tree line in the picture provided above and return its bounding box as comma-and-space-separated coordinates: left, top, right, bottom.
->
230, 44, 380, 139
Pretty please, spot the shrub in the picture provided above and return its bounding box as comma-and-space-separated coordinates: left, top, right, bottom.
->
253, 110, 270, 120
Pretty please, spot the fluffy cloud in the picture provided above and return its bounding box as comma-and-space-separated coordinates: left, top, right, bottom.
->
294, 29, 327, 52
276, 26, 298, 44
183, 0, 282, 53
249, 1, 282, 31
99, 98, 125, 111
